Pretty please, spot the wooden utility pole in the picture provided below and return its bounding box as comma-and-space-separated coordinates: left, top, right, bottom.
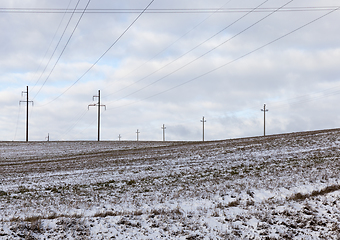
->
161, 124, 166, 141
201, 116, 206, 141
136, 129, 140, 141
261, 103, 268, 136
19, 86, 33, 142
88, 90, 106, 141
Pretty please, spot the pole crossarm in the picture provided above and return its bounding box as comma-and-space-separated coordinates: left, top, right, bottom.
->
88, 104, 106, 110
19, 91, 34, 106
19, 100, 33, 105
87, 103, 96, 110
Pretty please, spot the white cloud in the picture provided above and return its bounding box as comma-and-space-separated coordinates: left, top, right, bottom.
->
1, 0, 340, 141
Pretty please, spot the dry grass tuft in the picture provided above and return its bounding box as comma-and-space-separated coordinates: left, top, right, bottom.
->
289, 184, 340, 201
93, 211, 117, 218
227, 199, 240, 207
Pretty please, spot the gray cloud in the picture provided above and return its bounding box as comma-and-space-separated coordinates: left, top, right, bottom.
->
1, 0, 340, 141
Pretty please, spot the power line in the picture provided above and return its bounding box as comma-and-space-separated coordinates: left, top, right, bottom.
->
271, 85, 340, 109
103, 0, 255, 97
10, 3, 338, 141
58, 108, 88, 140
204, 77, 340, 131
106, 5, 340, 112
40, 0, 155, 107
1, 6, 339, 14
33, 0, 92, 100
29, 0, 73, 91
103, 0, 234, 98
105, 0, 291, 105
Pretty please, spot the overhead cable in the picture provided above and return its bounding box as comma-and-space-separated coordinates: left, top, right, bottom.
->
29, 0, 73, 91
103, 0, 234, 97
39, 0, 155, 106
107, 6, 340, 111
64, 0, 233, 137
33, 0, 92, 100
1, 6, 339, 14
106, 0, 292, 104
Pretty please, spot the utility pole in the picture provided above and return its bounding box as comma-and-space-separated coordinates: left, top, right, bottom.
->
88, 90, 106, 141
136, 129, 140, 141
19, 86, 33, 142
118, 134, 121, 141
201, 116, 206, 142
261, 103, 268, 136
161, 124, 166, 141
45, 133, 50, 141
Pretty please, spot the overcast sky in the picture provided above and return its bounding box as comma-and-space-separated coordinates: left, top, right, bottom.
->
1, 0, 340, 141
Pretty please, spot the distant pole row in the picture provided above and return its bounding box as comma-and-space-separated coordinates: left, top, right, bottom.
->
18, 87, 269, 142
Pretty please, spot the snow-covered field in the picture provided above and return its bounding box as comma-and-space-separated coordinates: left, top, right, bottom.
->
1, 129, 340, 239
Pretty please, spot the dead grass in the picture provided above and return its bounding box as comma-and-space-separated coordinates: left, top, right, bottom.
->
2, 128, 340, 238
93, 211, 117, 218
288, 184, 340, 201
227, 199, 240, 207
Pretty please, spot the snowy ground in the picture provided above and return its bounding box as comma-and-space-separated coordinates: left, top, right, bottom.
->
1, 129, 340, 239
